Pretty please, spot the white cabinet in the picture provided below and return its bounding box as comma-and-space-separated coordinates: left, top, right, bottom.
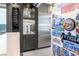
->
0, 33, 7, 55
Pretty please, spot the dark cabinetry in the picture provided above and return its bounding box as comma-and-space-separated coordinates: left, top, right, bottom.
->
7, 4, 20, 32
20, 4, 38, 52
21, 35, 38, 51
12, 7, 19, 32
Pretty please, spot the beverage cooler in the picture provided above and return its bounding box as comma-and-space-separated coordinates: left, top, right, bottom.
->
20, 3, 38, 52
51, 3, 79, 56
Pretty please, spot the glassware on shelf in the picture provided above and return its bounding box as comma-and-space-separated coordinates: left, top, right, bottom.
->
23, 20, 35, 34
23, 4, 31, 18
23, 8, 31, 18
31, 8, 35, 18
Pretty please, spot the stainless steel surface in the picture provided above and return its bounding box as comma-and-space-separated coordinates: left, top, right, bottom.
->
38, 12, 51, 48
38, 34, 51, 48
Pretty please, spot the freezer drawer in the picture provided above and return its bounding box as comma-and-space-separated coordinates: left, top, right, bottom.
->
21, 35, 38, 52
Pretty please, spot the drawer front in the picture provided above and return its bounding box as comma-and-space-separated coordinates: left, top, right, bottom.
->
21, 35, 38, 51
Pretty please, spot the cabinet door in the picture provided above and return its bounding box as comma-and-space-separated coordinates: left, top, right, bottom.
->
20, 4, 38, 52
22, 35, 38, 52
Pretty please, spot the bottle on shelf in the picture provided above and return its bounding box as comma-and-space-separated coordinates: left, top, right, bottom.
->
23, 4, 31, 18
31, 8, 35, 18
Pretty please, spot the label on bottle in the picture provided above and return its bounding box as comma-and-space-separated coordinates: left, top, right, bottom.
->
63, 40, 75, 51
76, 22, 79, 27
76, 14, 79, 20
64, 49, 69, 56
76, 28, 79, 34
76, 35, 79, 44
74, 43, 79, 54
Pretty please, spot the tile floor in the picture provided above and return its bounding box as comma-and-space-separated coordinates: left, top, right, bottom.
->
0, 47, 52, 56
23, 47, 51, 56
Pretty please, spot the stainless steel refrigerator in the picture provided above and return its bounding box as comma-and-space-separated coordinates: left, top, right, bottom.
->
38, 12, 51, 48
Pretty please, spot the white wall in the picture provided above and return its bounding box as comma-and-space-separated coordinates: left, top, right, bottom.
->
0, 33, 7, 54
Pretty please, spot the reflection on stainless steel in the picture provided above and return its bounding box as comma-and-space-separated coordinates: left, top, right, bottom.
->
38, 13, 51, 48
23, 19, 35, 34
